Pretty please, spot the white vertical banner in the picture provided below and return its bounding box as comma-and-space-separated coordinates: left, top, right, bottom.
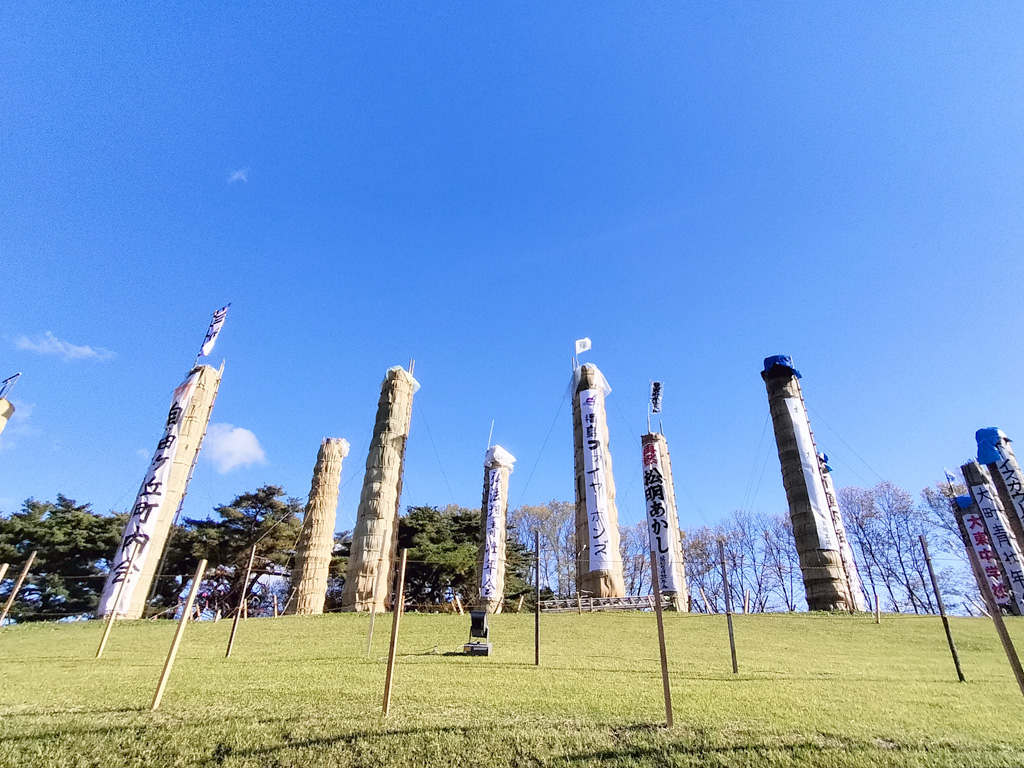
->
579, 389, 613, 571
641, 441, 681, 594
818, 454, 868, 610
994, 458, 1024, 527
649, 381, 663, 415
970, 483, 1024, 612
961, 510, 1012, 607
199, 305, 230, 358
480, 468, 503, 600
783, 397, 839, 551
99, 371, 200, 615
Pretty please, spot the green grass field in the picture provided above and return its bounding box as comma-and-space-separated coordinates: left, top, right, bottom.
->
1, 611, 1023, 766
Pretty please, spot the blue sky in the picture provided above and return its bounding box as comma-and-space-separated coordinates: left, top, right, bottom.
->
2, 4, 1023, 536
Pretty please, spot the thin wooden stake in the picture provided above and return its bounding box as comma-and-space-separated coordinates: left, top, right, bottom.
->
920, 535, 965, 682
454, 594, 464, 615
516, 595, 525, 613
382, 548, 408, 717
0, 563, 9, 583
0, 551, 36, 626
699, 586, 711, 614
650, 561, 674, 728
743, 589, 750, 614
534, 531, 540, 667
964, 529, 1024, 698
272, 595, 278, 618
151, 559, 207, 711
718, 541, 738, 674
96, 544, 141, 658
577, 593, 583, 615
875, 591, 881, 624
214, 609, 221, 622
225, 545, 257, 658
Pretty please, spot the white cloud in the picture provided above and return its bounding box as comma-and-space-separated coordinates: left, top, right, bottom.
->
204, 423, 266, 473
228, 169, 248, 183
0, 400, 36, 452
14, 331, 114, 362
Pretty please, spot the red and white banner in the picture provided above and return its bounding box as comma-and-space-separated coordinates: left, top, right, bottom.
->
641, 442, 683, 594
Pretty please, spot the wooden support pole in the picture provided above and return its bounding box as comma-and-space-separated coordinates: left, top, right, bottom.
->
963, 529, 1024, 699
650, 556, 674, 728
0, 551, 36, 626
516, 594, 525, 613
225, 545, 257, 658
920, 535, 965, 682
875, 591, 881, 624
272, 595, 279, 618
96, 544, 140, 658
151, 559, 207, 711
534, 531, 540, 667
699, 586, 711, 614
454, 594, 464, 615
0, 563, 9, 583
718, 541, 738, 674
576, 593, 583, 615
382, 548, 408, 717
743, 589, 750, 614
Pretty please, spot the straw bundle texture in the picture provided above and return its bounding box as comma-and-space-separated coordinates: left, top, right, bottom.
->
763, 368, 851, 611
289, 438, 350, 615
572, 364, 625, 597
341, 366, 417, 612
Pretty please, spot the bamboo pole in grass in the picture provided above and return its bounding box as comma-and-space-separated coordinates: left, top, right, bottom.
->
382, 549, 408, 717
225, 545, 257, 658
0, 551, 36, 626
96, 544, 141, 658
151, 559, 207, 711
718, 541, 738, 674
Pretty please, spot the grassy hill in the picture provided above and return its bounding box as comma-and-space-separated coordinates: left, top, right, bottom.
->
1, 611, 1023, 766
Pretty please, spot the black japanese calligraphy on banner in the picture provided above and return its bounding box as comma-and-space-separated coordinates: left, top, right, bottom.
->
650, 382, 663, 415
480, 468, 503, 599
970, 483, 1024, 612
580, 389, 613, 571
199, 304, 230, 358
995, 458, 1024, 528
641, 441, 681, 593
98, 371, 200, 615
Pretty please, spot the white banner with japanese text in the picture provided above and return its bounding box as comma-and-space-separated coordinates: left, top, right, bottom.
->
480, 468, 503, 600
580, 389, 614, 572
641, 441, 682, 594
99, 371, 199, 615
970, 483, 1024, 612
960, 510, 1012, 607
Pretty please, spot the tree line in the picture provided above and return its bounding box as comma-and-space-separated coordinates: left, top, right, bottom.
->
0, 474, 977, 622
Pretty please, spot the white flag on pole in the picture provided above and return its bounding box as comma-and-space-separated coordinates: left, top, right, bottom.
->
575, 337, 592, 355
199, 305, 230, 358
0, 373, 21, 401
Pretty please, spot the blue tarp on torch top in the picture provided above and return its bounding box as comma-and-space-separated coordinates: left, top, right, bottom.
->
762, 355, 801, 380
955, 495, 974, 510
976, 428, 1007, 465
